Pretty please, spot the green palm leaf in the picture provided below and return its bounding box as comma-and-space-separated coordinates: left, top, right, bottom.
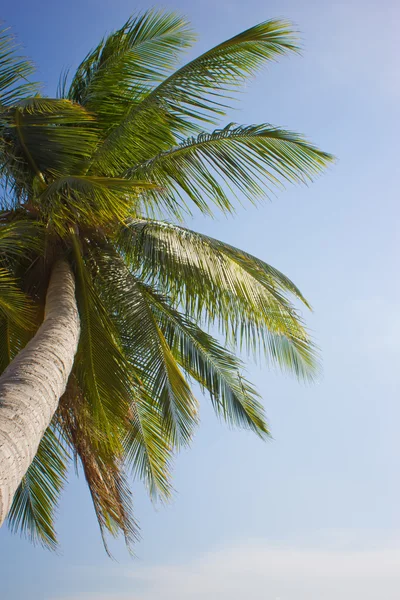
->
2, 98, 98, 195
68, 10, 194, 124
117, 218, 318, 379
140, 282, 269, 437
124, 387, 173, 500
0, 219, 42, 258
94, 249, 198, 447
39, 175, 157, 232
7, 426, 68, 550
0, 27, 37, 108
127, 123, 333, 216
93, 19, 300, 174
0, 316, 34, 375
70, 234, 131, 431
0, 268, 34, 329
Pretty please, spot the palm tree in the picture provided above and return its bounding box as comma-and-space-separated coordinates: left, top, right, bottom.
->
0, 11, 333, 553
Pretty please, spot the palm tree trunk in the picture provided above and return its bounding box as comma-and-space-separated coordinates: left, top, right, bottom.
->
0, 260, 80, 525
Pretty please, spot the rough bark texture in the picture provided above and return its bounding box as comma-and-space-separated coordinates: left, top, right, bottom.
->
0, 260, 80, 525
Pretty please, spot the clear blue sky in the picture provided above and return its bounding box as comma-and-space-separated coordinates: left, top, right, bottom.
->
1, 0, 400, 598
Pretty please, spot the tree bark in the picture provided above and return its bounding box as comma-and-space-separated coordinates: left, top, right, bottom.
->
0, 260, 80, 525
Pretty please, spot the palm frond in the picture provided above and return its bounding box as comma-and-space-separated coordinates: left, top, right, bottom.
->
0, 26, 37, 108
127, 123, 334, 216
124, 384, 173, 501
0, 315, 34, 375
0, 218, 43, 258
68, 10, 194, 128
2, 98, 98, 193
93, 249, 198, 447
39, 175, 157, 233
88, 249, 175, 498
140, 282, 269, 437
57, 67, 70, 100
7, 426, 68, 550
93, 19, 300, 174
117, 218, 319, 380
70, 234, 131, 431
0, 267, 34, 328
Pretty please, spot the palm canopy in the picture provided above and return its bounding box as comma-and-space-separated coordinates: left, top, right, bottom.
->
0, 11, 333, 553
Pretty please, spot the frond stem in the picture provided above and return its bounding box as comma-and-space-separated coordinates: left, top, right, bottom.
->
14, 108, 46, 186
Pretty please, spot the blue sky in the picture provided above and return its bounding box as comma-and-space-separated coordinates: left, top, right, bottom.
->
1, 0, 400, 598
